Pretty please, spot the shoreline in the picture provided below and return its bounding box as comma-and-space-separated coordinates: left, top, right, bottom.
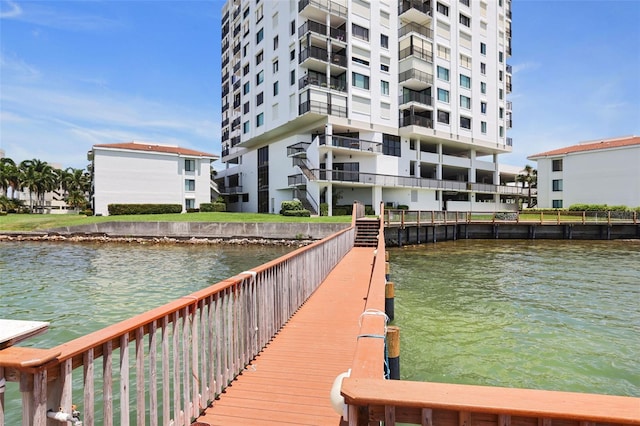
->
0, 233, 314, 247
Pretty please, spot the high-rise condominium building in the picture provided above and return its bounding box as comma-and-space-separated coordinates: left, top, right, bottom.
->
217, 0, 516, 215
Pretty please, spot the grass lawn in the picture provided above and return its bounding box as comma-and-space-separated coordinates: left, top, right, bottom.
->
0, 212, 353, 232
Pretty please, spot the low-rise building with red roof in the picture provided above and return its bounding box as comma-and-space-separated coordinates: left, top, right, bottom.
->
528, 136, 640, 209
88, 142, 219, 216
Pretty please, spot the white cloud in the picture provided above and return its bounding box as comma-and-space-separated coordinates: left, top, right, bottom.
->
0, 0, 22, 19
511, 61, 541, 74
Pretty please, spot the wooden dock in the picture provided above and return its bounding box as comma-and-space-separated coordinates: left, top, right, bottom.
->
196, 246, 378, 425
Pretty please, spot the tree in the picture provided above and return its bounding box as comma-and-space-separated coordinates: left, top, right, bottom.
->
0, 158, 20, 199
517, 164, 537, 208
19, 159, 57, 212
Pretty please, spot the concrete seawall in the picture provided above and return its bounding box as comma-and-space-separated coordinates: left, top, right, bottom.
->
45, 221, 351, 240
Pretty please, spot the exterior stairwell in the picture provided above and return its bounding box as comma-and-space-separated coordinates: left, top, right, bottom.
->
354, 218, 380, 247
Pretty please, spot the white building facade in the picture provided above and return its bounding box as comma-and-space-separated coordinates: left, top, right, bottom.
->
217, 0, 519, 215
90, 142, 218, 216
528, 136, 640, 209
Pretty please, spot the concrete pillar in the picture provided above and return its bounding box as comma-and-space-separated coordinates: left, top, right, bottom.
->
372, 186, 383, 214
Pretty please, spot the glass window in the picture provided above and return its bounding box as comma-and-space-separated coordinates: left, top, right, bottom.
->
273, 35, 279, 50
499, 51, 504, 62
381, 64, 389, 72
257, 92, 263, 106
552, 179, 563, 191
352, 24, 369, 41
481, 121, 487, 133
290, 20, 295, 35
273, 60, 278, 73
243, 121, 250, 133
459, 14, 471, 27
480, 42, 487, 55
437, 66, 450, 81
256, 28, 264, 43
185, 179, 195, 191
273, 81, 279, 95
460, 116, 471, 129
256, 51, 263, 64
290, 49, 295, 61
243, 101, 250, 114
437, 88, 449, 103
438, 110, 450, 124
481, 62, 486, 74
382, 134, 401, 157
481, 82, 487, 94
552, 159, 563, 171
353, 57, 370, 66
243, 81, 250, 94
460, 95, 471, 109
552, 200, 563, 208
499, 88, 504, 99
437, 2, 449, 16
352, 72, 370, 89
184, 159, 195, 172
460, 74, 471, 88
185, 199, 195, 210
499, 126, 504, 137
256, 71, 264, 85
381, 34, 389, 48
256, 112, 264, 127
381, 80, 389, 95
481, 101, 487, 114
243, 64, 250, 76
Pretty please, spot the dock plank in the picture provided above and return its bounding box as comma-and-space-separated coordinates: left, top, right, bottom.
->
196, 247, 377, 425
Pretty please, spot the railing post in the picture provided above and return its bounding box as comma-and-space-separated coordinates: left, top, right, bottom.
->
540, 211, 544, 224
608, 211, 611, 225
582, 211, 586, 225
557, 210, 561, 225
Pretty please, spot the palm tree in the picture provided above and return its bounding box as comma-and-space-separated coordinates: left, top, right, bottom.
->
60, 167, 90, 210
517, 164, 537, 208
0, 158, 20, 199
19, 159, 57, 212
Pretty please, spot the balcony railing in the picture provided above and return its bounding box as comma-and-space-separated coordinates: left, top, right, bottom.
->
399, 92, 433, 107
399, 0, 432, 17
299, 74, 347, 92
399, 114, 433, 128
399, 22, 433, 40
329, 26, 347, 42
399, 45, 433, 63
320, 135, 383, 153
299, 45, 329, 63
298, 19, 326, 38
399, 69, 433, 86
506, 137, 513, 146
287, 142, 311, 156
299, 100, 348, 117
298, 0, 348, 18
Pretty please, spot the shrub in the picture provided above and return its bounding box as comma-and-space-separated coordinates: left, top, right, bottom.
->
365, 205, 375, 215
108, 204, 183, 215
397, 204, 409, 210
80, 209, 93, 216
280, 200, 304, 214
186, 208, 200, 213
332, 207, 349, 216
320, 203, 328, 216
568, 204, 629, 212
282, 209, 310, 217
200, 202, 226, 212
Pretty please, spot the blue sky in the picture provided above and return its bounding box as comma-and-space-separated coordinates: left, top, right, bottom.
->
1, 0, 639, 171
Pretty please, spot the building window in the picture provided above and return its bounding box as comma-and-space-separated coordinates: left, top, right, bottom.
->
243, 81, 250, 94
290, 20, 295, 35
481, 121, 487, 133
185, 199, 195, 210
460, 54, 472, 68
256, 51, 263, 64
184, 159, 195, 172
481, 62, 486, 75
437, 88, 449, 103
381, 34, 389, 48
552, 159, 563, 171
481, 81, 487, 94
437, 2, 449, 16
256, 71, 264, 85
437, 44, 450, 60
481, 101, 487, 114
257, 92, 264, 106
273, 35, 279, 50
460, 116, 471, 129
499, 70, 503, 81
352, 72, 370, 89
381, 64, 389, 72
185, 179, 195, 192
243, 64, 250, 76
459, 14, 471, 27
255, 4, 263, 23
290, 70, 295, 85
243, 101, 250, 114
256, 28, 264, 43
290, 49, 295, 61
552, 179, 563, 191
256, 112, 264, 127
352, 57, 370, 66
352, 24, 369, 41
381, 80, 389, 95
499, 126, 504, 137
273, 81, 279, 96
438, 110, 450, 124
243, 121, 250, 133
382, 134, 401, 157
273, 60, 278, 73
499, 88, 504, 99
460, 74, 471, 88
437, 66, 450, 81
460, 95, 471, 109
552, 200, 563, 208
480, 42, 487, 55
499, 51, 504, 62
243, 7, 250, 19
499, 107, 504, 118
257, 146, 269, 213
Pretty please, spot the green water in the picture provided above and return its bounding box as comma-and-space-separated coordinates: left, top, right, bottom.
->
390, 239, 640, 397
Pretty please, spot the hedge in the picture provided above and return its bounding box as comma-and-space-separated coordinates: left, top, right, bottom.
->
108, 204, 183, 215
282, 209, 311, 217
280, 200, 304, 215
200, 202, 226, 212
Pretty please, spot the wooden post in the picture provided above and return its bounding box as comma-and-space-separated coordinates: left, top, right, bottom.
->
385, 282, 395, 322
386, 326, 400, 380
385, 262, 390, 281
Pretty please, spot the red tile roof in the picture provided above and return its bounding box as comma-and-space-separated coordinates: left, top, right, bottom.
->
528, 135, 640, 159
93, 142, 218, 158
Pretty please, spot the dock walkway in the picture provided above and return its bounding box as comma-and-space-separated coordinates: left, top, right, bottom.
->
196, 246, 378, 425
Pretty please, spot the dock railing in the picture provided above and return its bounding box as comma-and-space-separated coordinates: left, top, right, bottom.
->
0, 214, 358, 426
342, 204, 640, 426
385, 209, 639, 227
